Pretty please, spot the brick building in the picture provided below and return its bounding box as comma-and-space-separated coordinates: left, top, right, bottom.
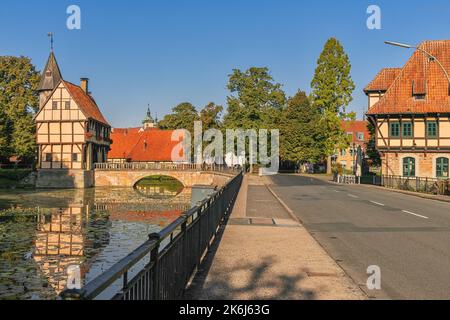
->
334, 120, 370, 172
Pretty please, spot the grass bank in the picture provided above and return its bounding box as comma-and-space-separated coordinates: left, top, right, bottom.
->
0, 169, 33, 189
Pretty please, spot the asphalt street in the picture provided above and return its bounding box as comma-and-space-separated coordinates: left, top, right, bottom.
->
269, 174, 450, 299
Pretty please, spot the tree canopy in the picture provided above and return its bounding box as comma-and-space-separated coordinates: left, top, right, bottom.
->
0, 56, 40, 160
158, 102, 200, 134
366, 121, 381, 166
310, 38, 355, 156
200, 102, 223, 130
279, 91, 325, 164
223, 67, 285, 130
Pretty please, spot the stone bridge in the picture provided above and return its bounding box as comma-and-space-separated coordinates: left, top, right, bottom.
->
93, 163, 236, 188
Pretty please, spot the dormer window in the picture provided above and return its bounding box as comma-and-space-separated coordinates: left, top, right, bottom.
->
412, 79, 426, 100
356, 132, 364, 141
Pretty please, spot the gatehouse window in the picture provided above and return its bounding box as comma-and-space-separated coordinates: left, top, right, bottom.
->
436, 157, 449, 178
390, 122, 400, 138
427, 121, 438, 138
403, 157, 416, 177
402, 122, 413, 137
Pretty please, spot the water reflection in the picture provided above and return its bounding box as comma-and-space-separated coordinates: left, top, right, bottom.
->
134, 176, 184, 199
0, 185, 191, 300
34, 207, 88, 295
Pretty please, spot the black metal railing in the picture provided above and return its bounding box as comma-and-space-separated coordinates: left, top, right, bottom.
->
381, 175, 450, 196
60, 171, 243, 300
335, 173, 450, 196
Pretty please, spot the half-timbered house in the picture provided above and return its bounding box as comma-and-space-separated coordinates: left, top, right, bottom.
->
366, 40, 450, 179
35, 51, 111, 188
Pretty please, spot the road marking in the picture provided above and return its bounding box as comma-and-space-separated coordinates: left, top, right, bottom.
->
402, 210, 429, 220
333, 190, 340, 193
347, 194, 359, 198
370, 201, 385, 206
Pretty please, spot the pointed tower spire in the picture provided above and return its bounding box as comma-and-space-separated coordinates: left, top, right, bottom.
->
37, 46, 63, 108
143, 104, 155, 129
38, 52, 62, 92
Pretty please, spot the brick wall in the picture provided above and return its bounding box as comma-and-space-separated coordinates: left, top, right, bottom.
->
382, 152, 450, 177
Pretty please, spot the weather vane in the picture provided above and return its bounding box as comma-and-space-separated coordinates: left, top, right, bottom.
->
47, 32, 54, 51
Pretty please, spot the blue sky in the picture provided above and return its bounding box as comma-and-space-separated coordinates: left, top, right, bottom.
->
2, 0, 450, 127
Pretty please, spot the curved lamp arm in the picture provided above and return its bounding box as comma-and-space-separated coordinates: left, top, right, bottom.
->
385, 41, 450, 85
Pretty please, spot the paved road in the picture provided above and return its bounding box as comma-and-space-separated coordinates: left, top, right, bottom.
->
269, 174, 450, 299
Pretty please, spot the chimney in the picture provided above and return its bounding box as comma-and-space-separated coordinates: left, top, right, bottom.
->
80, 78, 89, 93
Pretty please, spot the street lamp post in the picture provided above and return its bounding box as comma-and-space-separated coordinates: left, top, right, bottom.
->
384, 41, 450, 86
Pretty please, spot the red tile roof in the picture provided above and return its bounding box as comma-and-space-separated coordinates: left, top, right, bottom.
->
341, 120, 370, 145
367, 40, 450, 115
364, 68, 402, 92
109, 128, 185, 162
108, 128, 142, 159
64, 80, 110, 126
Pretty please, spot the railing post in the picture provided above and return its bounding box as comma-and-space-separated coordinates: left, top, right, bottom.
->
149, 233, 160, 300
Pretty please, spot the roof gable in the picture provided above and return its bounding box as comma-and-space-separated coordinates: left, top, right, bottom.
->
368, 40, 450, 115
63, 81, 110, 126
364, 68, 402, 93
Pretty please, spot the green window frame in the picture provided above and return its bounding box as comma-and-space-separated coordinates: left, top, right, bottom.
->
436, 157, 449, 178
390, 122, 400, 138
402, 122, 413, 137
426, 121, 438, 138
403, 157, 416, 177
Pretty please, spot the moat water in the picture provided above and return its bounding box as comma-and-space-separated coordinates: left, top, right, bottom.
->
0, 178, 191, 300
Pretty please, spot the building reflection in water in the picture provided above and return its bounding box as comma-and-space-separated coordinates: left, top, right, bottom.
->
0, 183, 192, 299
33, 206, 88, 294
135, 185, 180, 198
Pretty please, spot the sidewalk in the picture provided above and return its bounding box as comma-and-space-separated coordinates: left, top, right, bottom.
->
186, 174, 366, 300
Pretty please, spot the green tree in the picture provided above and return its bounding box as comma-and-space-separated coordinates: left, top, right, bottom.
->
223, 67, 285, 130
366, 121, 381, 167
158, 102, 200, 134
279, 91, 325, 165
0, 56, 40, 160
200, 102, 223, 130
310, 38, 355, 169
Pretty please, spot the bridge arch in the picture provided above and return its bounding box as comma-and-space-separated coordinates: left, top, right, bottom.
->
132, 173, 186, 188
133, 175, 185, 198
94, 168, 232, 188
